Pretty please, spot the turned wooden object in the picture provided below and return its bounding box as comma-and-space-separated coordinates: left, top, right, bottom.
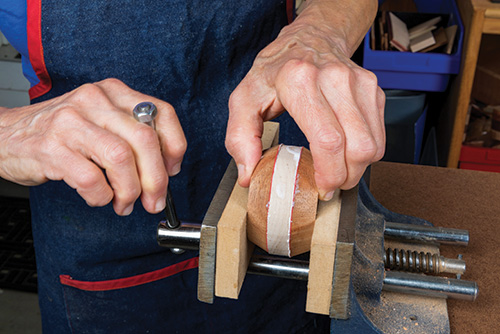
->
247, 144, 318, 257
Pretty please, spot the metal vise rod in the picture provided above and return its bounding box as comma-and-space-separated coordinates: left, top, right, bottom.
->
157, 221, 201, 250
247, 255, 478, 302
384, 221, 469, 246
158, 220, 471, 249
157, 221, 478, 301
383, 271, 478, 301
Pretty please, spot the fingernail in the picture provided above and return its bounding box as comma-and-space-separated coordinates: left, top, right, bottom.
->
155, 197, 166, 213
123, 203, 134, 216
170, 162, 182, 176
321, 190, 335, 201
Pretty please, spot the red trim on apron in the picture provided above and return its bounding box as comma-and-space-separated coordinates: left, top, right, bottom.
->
60, 257, 199, 291
27, 0, 52, 100
286, 0, 295, 24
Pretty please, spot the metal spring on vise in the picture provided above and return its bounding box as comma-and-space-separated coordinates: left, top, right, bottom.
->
384, 248, 466, 275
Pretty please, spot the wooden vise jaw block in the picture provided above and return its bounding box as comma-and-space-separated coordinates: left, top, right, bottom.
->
214, 122, 280, 299
213, 121, 353, 317
306, 185, 357, 317
306, 190, 342, 315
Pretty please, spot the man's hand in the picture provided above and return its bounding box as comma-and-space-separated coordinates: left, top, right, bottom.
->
0, 79, 186, 215
226, 0, 384, 201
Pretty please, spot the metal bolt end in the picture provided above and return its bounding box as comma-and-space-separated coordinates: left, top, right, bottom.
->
133, 102, 158, 125
170, 247, 186, 255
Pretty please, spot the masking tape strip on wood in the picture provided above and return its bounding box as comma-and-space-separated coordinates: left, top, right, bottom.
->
266, 144, 303, 257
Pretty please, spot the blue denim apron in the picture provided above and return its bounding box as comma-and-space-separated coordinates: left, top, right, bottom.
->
29, 0, 327, 333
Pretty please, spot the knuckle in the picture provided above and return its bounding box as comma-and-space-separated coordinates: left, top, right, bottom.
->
139, 170, 168, 200
133, 125, 161, 153
228, 94, 237, 112
347, 134, 378, 164
169, 138, 187, 159
373, 146, 386, 162
284, 60, 318, 85
134, 124, 158, 144
97, 78, 126, 89
51, 106, 81, 126
313, 128, 344, 154
355, 135, 378, 158
111, 178, 141, 205
39, 134, 68, 159
224, 127, 244, 156
378, 86, 386, 100
102, 77, 123, 85
228, 86, 245, 111
76, 170, 105, 194
74, 83, 104, 102
224, 137, 235, 155
161, 102, 176, 117
118, 186, 141, 204
105, 141, 134, 166
322, 63, 350, 81
377, 87, 386, 111
355, 67, 378, 83
150, 172, 168, 193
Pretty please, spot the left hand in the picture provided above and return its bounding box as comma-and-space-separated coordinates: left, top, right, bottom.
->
225, 0, 385, 201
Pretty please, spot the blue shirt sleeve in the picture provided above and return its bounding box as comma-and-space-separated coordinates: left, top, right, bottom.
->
0, 1, 40, 88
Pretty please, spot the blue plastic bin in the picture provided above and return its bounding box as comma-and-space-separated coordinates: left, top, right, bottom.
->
383, 90, 427, 164
363, 0, 464, 92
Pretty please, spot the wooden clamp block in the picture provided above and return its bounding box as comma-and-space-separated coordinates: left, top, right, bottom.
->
306, 190, 342, 315
214, 122, 280, 299
214, 178, 253, 298
307, 185, 357, 317
214, 120, 348, 317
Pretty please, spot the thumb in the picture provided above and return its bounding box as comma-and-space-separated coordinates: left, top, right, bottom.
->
225, 86, 268, 187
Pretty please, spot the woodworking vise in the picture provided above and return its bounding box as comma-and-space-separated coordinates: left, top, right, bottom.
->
155, 123, 478, 334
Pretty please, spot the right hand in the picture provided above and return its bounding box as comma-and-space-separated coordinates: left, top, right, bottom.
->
0, 78, 186, 216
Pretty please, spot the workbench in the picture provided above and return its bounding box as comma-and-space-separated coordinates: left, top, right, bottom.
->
370, 161, 500, 333
439, 0, 500, 167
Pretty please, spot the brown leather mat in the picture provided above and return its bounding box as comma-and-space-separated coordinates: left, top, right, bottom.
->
370, 161, 500, 333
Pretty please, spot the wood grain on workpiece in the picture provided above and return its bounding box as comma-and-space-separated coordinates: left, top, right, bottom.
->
247, 145, 318, 257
